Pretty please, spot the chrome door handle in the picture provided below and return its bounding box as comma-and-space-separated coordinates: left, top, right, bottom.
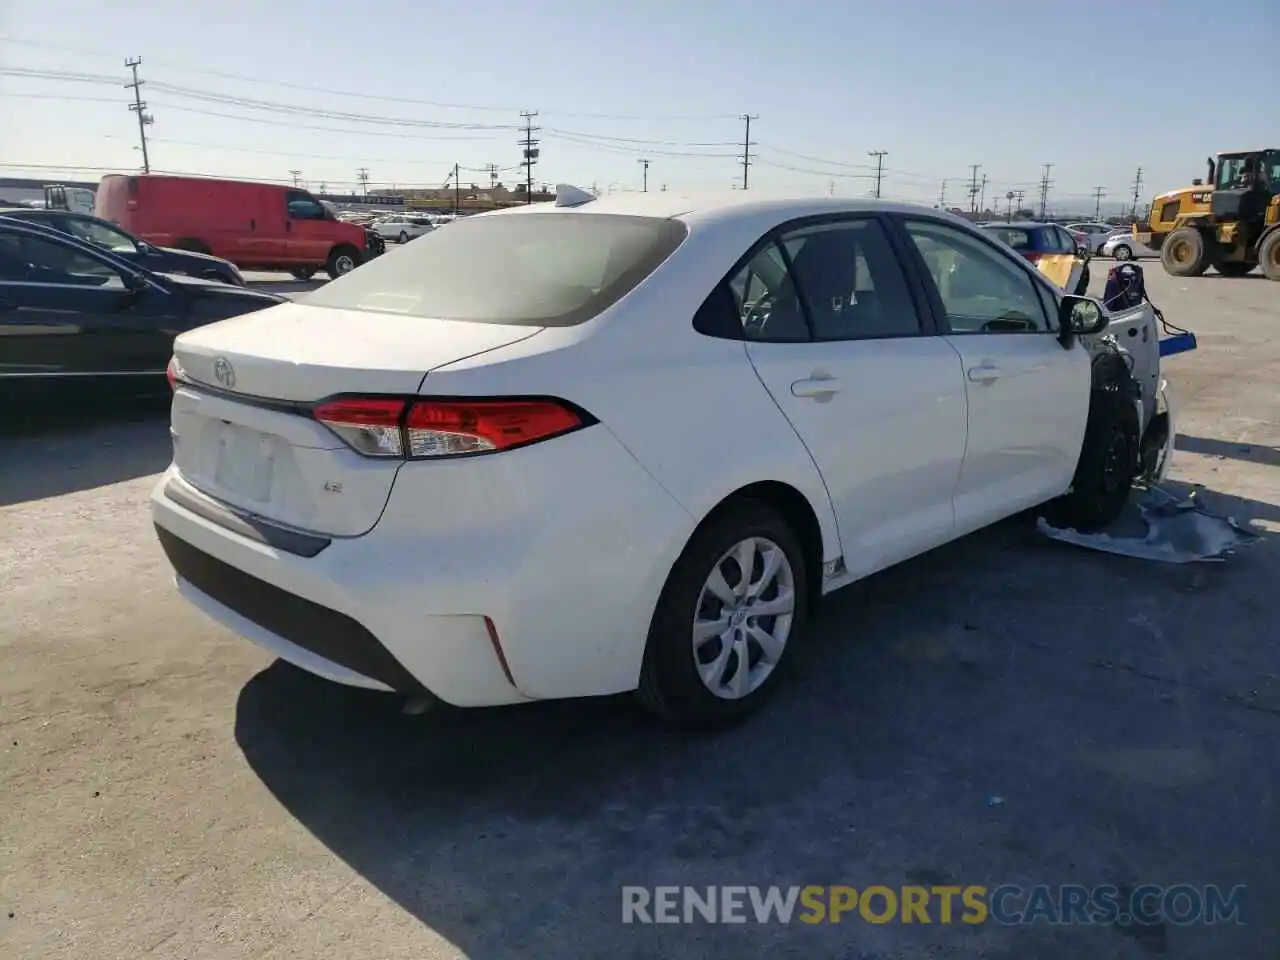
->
967, 363, 1001, 384
791, 374, 841, 401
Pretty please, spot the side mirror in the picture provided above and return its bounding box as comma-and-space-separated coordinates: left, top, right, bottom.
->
1057, 294, 1108, 346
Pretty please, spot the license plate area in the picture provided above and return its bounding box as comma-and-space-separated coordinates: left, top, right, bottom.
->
213, 422, 277, 504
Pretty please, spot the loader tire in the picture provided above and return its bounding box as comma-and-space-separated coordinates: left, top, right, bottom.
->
1161, 227, 1211, 278
1259, 230, 1280, 281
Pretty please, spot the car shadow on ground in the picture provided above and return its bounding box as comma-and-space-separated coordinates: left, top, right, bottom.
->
234, 484, 1278, 959
0, 402, 171, 506
1175, 434, 1280, 468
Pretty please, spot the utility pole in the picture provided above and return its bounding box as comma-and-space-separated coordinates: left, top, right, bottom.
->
1005, 191, 1016, 222
937, 179, 947, 208
124, 57, 153, 174
739, 113, 758, 190
867, 150, 888, 199
488, 163, 499, 189
519, 111, 540, 204
289, 169, 302, 188
979, 174, 988, 215
357, 168, 370, 198
1038, 163, 1054, 218
1013, 189, 1025, 214
1092, 185, 1106, 221
453, 162, 460, 215
638, 158, 649, 192
966, 165, 980, 213
1129, 167, 1144, 221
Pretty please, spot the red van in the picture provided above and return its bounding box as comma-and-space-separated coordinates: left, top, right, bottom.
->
95, 174, 384, 280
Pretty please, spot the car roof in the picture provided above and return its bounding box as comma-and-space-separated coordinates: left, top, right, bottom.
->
484, 191, 985, 231
979, 221, 1055, 230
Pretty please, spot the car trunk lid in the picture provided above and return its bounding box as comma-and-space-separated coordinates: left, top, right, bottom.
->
169, 302, 542, 537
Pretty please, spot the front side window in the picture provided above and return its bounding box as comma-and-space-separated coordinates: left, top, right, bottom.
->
0, 231, 128, 289
285, 191, 327, 220
66, 218, 138, 254
300, 212, 688, 327
903, 219, 1050, 334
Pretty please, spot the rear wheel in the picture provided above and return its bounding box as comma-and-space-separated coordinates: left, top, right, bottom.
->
637, 501, 809, 728
1215, 260, 1255, 277
290, 267, 317, 281
172, 238, 211, 255
326, 244, 361, 280
1259, 230, 1280, 281
1112, 243, 1133, 261
1160, 227, 1211, 277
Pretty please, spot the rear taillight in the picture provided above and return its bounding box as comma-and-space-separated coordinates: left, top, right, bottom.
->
166, 356, 183, 391
313, 397, 407, 457
312, 396, 588, 459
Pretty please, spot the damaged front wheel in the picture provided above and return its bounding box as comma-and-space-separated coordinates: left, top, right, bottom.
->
1048, 378, 1140, 532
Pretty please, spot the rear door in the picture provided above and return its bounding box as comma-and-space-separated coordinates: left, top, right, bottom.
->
897, 217, 1089, 535
738, 215, 968, 578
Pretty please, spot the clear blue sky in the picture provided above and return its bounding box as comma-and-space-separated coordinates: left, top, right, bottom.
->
2, 0, 1278, 214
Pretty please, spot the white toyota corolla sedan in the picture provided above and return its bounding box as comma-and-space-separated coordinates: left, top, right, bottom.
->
153, 187, 1175, 726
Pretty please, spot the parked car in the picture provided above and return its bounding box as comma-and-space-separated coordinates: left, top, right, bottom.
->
0, 207, 246, 286
370, 215, 436, 243
0, 218, 283, 402
152, 191, 1176, 727
1066, 222, 1118, 254
979, 221, 1091, 294
94, 174, 385, 282
1100, 232, 1160, 261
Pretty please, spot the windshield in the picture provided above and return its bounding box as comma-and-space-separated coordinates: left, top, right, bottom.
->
300, 212, 688, 326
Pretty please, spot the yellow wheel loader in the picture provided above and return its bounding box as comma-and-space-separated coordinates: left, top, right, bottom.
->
1135, 149, 1280, 281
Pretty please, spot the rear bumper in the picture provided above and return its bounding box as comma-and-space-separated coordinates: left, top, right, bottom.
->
151, 424, 694, 707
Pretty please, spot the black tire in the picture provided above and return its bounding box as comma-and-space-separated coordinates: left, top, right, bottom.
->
398, 230, 409, 243
637, 500, 809, 728
1047, 352, 1140, 532
1258, 229, 1280, 281
1112, 243, 1133, 261
326, 244, 362, 280
1160, 227, 1211, 277
1214, 261, 1254, 277
172, 238, 211, 255
290, 268, 317, 281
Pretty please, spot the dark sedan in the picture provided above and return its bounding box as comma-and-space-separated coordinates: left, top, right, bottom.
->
0, 208, 246, 287
0, 219, 284, 403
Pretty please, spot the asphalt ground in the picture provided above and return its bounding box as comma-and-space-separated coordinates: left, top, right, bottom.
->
1, 262, 1277, 959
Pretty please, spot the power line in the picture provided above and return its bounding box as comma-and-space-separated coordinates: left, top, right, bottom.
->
867, 150, 888, 199
123, 57, 153, 174
739, 114, 758, 190
519, 111, 540, 203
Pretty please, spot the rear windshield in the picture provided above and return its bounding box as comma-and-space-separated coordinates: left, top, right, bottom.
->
300, 212, 688, 327
981, 226, 1042, 251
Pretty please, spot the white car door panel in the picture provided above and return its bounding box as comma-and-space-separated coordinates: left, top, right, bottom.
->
901, 218, 1090, 535
734, 217, 968, 578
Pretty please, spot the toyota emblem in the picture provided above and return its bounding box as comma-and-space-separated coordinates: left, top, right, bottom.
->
212, 357, 236, 389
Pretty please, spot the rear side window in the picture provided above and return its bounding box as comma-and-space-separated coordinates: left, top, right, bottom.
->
983, 227, 1035, 251
300, 213, 688, 327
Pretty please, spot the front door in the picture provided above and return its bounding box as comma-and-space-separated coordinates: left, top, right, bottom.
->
898, 217, 1090, 536
284, 190, 335, 264
737, 216, 968, 579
